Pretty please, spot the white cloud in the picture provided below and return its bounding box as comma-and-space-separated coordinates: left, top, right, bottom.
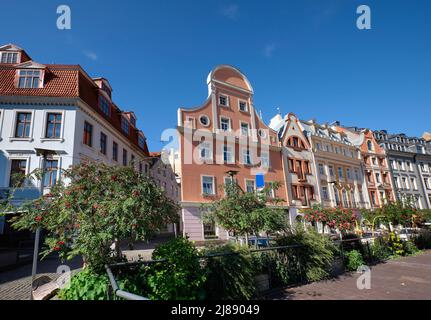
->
220, 4, 239, 20
83, 51, 98, 61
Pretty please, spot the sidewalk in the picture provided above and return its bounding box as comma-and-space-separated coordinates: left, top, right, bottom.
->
268, 251, 431, 300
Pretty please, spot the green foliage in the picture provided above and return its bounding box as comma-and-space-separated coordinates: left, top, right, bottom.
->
274, 227, 336, 283
146, 237, 206, 300
402, 240, 419, 256
58, 269, 109, 300
345, 250, 364, 271
370, 236, 392, 261
2, 162, 180, 272
387, 232, 405, 256
413, 230, 431, 249
202, 181, 287, 242
202, 244, 255, 300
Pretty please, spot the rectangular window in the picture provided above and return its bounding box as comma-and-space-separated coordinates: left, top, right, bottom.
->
100, 132, 107, 155
245, 180, 255, 193
199, 142, 212, 160
219, 95, 228, 106
99, 95, 110, 116
18, 70, 41, 88
9, 159, 27, 187
43, 160, 58, 187
411, 178, 418, 190
261, 151, 270, 168
322, 186, 329, 200
45, 113, 62, 138
375, 173, 381, 183
239, 101, 247, 112
354, 169, 359, 181
83, 121, 93, 147
242, 149, 251, 165
318, 163, 325, 175
123, 149, 128, 166
1, 52, 18, 64
240, 123, 249, 136
338, 167, 343, 179
220, 118, 231, 131
346, 168, 351, 179
223, 145, 233, 163
121, 117, 129, 134
202, 176, 215, 195
15, 112, 32, 138
112, 142, 118, 161
138, 135, 146, 149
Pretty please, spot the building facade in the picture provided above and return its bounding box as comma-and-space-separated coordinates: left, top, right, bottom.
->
335, 126, 395, 208
269, 113, 320, 222
374, 130, 431, 209
177, 65, 288, 241
299, 120, 369, 210
0, 44, 150, 237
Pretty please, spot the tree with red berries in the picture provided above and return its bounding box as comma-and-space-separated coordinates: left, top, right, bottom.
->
1, 161, 179, 272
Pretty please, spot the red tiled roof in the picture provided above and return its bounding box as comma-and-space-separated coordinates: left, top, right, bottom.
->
0, 59, 150, 156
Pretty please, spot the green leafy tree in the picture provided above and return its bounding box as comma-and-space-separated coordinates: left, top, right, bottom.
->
1, 161, 180, 272
202, 181, 287, 245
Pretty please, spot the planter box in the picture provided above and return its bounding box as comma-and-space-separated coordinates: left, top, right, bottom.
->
255, 273, 270, 293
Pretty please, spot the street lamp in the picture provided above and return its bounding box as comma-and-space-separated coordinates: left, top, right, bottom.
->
31, 148, 58, 300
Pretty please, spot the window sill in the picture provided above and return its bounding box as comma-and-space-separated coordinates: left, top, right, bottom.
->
40, 138, 64, 143
9, 137, 33, 142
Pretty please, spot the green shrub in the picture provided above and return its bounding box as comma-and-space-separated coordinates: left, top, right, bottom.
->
146, 237, 206, 300
414, 230, 431, 249
275, 227, 336, 284
58, 269, 109, 300
403, 240, 419, 255
345, 250, 364, 271
370, 237, 391, 261
203, 244, 255, 300
387, 232, 405, 256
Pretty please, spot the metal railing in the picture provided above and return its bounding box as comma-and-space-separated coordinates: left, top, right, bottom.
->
105, 238, 373, 300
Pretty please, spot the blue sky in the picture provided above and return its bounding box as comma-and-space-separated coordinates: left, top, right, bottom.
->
1, 0, 430, 150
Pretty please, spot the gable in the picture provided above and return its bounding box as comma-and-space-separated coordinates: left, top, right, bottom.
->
281, 113, 310, 149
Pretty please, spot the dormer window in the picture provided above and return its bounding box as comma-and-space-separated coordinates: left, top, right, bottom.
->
138, 134, 146, 149
17, 70, 42, 88
121, 117, 130, 134
99, 95, 110, 116
130, 115, 136, 127
1, 52, 18, 64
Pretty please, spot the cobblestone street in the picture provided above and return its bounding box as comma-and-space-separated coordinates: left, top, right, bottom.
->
269, 251, 431, 300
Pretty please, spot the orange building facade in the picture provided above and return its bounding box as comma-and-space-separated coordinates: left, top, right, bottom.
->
177, 65, 288, 241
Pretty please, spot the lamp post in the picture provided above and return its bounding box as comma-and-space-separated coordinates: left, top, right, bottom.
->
30, 148, 57, 300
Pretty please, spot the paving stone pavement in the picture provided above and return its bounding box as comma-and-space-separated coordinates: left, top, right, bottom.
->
0, 255, 83, 300
269, 250, 431, 300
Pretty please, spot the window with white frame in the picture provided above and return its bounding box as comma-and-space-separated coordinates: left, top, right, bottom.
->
223, 145, 234, 163
367, 140, 373, 151
395, 176, 401, 189
219, 95, 228, 106
338, 167, 343, 178
242, 148, 252, 165
15, 112, 32, 138
121, 117, 129, 134
318, 163, 325, 175
43, 159, 59, 187
260, 151, 270, 168
239, 100, 247, 112
354, 169, 359, 181
1, 52, 18, 64
411, 177, 418, 190
17, 69, 43, 88
199, 142, 212, 160
375, 172, 381, 183
202, 176, 215, 195
9, 159, 27, 187
329, 165, 334, 177
240, 122, 249, 136
402, 177, 409, 189
245, 180, 255, 193
425, 178, 431, 190
346, 168, 352, 179
185, 116, 196, 129
45, 113, 62, 139
220, 117, 231, 131
322, 186, 329, 200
